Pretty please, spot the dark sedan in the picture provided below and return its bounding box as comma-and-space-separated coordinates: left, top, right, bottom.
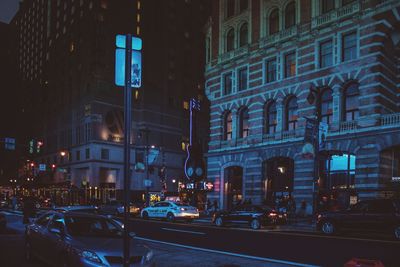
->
25, 211, 154, 266
317, 199, 400, 240
212, 205, 287, 230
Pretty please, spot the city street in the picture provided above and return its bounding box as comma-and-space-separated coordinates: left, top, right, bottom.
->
127, 218, 399, 267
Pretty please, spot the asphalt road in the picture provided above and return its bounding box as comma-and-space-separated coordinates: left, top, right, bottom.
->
128, 218, 399, 267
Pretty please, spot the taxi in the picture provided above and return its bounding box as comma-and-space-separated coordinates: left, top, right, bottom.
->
141, 201, 199, 222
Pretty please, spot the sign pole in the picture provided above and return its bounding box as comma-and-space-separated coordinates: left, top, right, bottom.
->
123, 34, 132, 267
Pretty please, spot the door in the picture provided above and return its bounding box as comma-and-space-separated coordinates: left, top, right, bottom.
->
29, 212, 53, 259
44, 214, 66, 266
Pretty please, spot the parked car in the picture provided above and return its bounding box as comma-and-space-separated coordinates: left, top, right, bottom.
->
54, 205, 100, 214
212, 205, 287, 230
98, 201, 142, 217
25, 211, 154, 266
0, 212, 6, 232
141, 201, 199, 222
317, 199, 400, 240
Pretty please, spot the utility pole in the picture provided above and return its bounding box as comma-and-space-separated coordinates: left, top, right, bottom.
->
122, 34, 132, 267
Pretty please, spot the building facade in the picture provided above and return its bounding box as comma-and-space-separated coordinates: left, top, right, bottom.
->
205, 0, 400, 213
11, 0, 210, 204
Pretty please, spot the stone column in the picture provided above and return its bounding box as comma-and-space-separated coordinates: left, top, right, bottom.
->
232, 109, 238, 140
331, 85, 341, 131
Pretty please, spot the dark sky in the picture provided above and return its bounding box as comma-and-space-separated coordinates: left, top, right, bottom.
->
0, 0, 19, 23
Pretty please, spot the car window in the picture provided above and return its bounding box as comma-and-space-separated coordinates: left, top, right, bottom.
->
161, 202, 171, 207
48, 215, 64, 232
367, 200, 395, 213
153, 203, 163, 208
65, 216, 122, 238
36, 213, 53, 226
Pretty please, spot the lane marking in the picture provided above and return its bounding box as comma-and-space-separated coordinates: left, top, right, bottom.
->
135, 236, 320, 267
161, 227, 206, 235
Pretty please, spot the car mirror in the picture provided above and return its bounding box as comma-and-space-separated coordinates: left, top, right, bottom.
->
129, 232, 136, 238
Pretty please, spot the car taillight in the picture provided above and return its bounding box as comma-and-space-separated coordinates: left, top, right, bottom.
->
268, 212, 277, 217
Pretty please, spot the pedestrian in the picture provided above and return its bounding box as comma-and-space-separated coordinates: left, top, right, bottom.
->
299, 200, 307, 218
213, 200, 218, 213
205, 199, 212, 215
22, 196, 35, 224
11, 195, 17, 210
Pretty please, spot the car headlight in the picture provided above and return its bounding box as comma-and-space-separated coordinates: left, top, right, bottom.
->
78, 250, 102, 264
142, 250, 153, 264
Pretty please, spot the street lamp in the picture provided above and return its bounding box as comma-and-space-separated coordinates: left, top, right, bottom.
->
60, 151, 67, 157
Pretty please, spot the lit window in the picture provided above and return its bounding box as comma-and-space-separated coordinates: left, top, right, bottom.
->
137, 14, 140, 23
284, 52, 296, 78
137, 1, 141, 10
239, 107, 250, 138
183, 101, 189, 110
70, 42, 74, 52
286, 97, 298, 130
224, 112, 233, 140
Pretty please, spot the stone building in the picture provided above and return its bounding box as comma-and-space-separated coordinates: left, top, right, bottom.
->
204, 0, 400, 213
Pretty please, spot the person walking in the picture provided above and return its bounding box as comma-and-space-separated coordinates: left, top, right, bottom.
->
205, 199, 212, 215
11, 195, 17, 210
299, 199, 307, 218
213, 200, 218, 213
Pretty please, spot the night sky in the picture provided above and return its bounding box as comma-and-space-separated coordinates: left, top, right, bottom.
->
0, 0, 19, 23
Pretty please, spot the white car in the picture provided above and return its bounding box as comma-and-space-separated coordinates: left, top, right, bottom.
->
141, 201, 199, 222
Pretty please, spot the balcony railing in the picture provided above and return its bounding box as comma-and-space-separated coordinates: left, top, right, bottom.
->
282, 130, 297, 140
381, 113, 400, 127
262, 133, 275, 143
260, 26, 298, 48
340, 120, 358, 132
311, 2, 360, 29
218, 45, 249, 63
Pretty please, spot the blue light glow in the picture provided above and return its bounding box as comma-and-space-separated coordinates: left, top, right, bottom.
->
115, 35, 142, 50
115, 49, 142, 88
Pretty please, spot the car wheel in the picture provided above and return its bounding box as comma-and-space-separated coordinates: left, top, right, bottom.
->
250, 219, 261, 230
215, 217, 224, 227
142, 211, 149, 220
321, 220, 336, 235
25, 241, 34, 262
394, 225, 400, 241
166, 212, 175, 223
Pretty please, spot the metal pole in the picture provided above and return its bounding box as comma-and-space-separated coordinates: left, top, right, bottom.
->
145, 129, 150, 207
123, 34, 132, 267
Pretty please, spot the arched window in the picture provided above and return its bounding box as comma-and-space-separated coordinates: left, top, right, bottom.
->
285, 2, 296, 29
226, 28, 234, 52
239, 0, 248, 12
224, 111, 233, 140
320, 89, 333, 124
239, 23, 248, 47
321, 0, 335, 14
239, 108, 250, 138
265, 101, 277, 134
343, 83, 359, 121
269, 8, 279, 35
227, 0, 235, 17
286, 97, 298, 130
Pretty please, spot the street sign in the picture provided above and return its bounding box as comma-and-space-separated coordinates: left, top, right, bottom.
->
4, 137, 15, 150
144, 179, 152, 188
115, 35, 142, 88
39, 164, 46, 171
319, 122, 328, 149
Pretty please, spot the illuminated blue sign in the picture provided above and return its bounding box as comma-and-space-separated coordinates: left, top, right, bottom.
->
115, 35, 142, 88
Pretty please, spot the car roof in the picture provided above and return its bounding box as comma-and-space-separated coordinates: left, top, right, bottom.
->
55, 205, 98, 211
62, 211, 108, 218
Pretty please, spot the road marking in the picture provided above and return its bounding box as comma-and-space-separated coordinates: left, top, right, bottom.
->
161, 227, 206, 235
135, 236, 320, 267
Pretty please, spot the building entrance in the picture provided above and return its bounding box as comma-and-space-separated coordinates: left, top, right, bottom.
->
224, 166, 243, 210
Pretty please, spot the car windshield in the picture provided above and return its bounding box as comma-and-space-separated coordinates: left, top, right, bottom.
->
65, 216, 123, 238
174, 203, 191, 206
